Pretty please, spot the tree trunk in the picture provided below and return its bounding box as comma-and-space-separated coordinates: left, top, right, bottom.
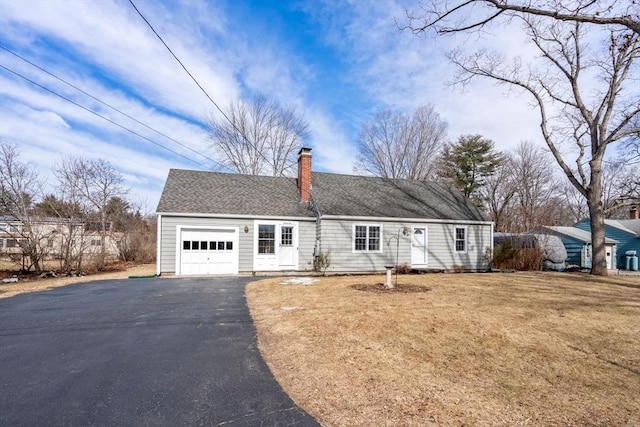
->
588, 163, 608, 276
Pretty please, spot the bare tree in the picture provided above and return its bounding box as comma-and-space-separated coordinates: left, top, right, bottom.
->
404, 1, 640, 35
480, 159, 516, 232
561, 182, 590, 223
207, 95, 309, 176
602, 158, 640, 218
481, 141, 567, 231
355, 105, 448, 180
510, 141, 561, 231
56, 158, 127, 270
53, 161, 92, 272
405, 2, 640, 275
0, 140, 52, 272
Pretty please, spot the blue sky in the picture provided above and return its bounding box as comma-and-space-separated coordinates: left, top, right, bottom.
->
0, 0, 544, 211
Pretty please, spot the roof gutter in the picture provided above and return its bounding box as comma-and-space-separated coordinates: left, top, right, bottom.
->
155, 212, 315, 221
320, 215, 492, 225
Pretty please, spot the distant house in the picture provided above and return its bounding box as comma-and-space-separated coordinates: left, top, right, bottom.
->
574, 211, 640, 270
0, 215, 80, 258
155, 148, 494, 276
0, 215, 120, 262
538, 226, 619, 269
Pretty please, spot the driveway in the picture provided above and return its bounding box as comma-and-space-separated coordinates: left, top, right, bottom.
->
0, 277, 319, 426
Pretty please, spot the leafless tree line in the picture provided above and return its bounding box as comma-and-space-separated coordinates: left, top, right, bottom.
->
0, 139, 155, 273
354, 105, 638, 233
402, 0, 639, 275
207, 95, 309, 176
354, 105, 448, 180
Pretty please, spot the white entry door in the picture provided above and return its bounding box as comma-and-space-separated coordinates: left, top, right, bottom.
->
254, 221, 298, 271
411, 227, 428, 267
277, 225, 296, 267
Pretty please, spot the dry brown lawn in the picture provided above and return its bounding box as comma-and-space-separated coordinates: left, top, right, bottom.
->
246, 272, 640, 427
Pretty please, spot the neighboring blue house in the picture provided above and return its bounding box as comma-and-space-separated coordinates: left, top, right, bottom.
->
574, 215, 640, 270
539, 226, 619, 269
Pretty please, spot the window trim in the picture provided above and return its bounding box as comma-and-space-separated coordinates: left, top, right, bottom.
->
257, 223, 276, 255
352, 223, 383, 253
454, 226, 467, 253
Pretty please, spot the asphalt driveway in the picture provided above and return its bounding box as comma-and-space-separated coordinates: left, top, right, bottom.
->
0, 277, 319, 426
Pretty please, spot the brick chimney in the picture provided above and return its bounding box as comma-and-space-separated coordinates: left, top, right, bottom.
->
631, 206, 639, 220
297, 147, 312, 203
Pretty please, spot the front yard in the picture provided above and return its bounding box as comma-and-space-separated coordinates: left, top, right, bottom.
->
246, 272, 640, 426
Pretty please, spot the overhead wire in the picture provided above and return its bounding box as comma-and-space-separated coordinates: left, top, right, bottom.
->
0, 63, 212, 169
127, 0, 278, 171
0, 43, 227, 171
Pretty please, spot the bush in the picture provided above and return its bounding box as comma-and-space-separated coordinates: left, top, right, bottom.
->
395, 263, 412, 274
493, 241, 544, 271
452, 264, 466, 273
314, 251, 331, 276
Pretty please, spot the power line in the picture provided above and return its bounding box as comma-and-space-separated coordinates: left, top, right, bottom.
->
127, 0, 277, 170
0, 43, 227, 171
0, 63, 211, 169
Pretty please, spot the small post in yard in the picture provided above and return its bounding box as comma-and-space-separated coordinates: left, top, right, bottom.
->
384, 265, 395, 289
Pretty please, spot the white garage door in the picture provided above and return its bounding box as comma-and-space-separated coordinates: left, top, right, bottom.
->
180, 228, 238, 275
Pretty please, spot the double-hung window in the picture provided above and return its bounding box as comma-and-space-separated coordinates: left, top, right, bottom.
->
455, 226, 467, 252
258, 224, 276, 254
353, 224, 381, 252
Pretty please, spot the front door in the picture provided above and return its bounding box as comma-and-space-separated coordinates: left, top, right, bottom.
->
411, 227, 428, 267
254, 221, 298, 271
278, 225, 296, 267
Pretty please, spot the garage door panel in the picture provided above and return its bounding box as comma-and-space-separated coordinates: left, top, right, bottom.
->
180, 228, 238, 275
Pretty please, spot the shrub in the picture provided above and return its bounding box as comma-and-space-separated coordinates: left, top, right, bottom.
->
395, 263, 412, 274
493, 241, 544, 271
314, 251, 331, 276
452, 264, 466, 273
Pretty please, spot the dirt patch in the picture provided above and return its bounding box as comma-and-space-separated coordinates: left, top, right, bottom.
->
0, 263, 156, 299
246, 272, 640, 427
351, 283, 430, 293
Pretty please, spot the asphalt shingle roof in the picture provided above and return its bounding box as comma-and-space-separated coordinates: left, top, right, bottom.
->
156, 169, 314, 217
156, 169, 489, 222
311, 173, 488, 221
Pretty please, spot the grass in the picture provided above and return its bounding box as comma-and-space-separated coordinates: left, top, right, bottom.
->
246, 272, 640, 426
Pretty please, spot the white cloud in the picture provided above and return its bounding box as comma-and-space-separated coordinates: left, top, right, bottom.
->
306, 106, 358, 174
1, 0, 588, 213
300, 0, 546, 152
0, 0, 239, 121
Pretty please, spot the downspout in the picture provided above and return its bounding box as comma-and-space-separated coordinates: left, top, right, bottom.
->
309, 191, 322, 257
156, 214, 162, 276
490, 221, 495, 272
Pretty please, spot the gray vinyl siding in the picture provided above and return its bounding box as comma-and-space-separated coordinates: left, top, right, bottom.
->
427, 222, 492, 271
297, 221, 317, 271
319, 219, 492, 273
158, 215, 315, 274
